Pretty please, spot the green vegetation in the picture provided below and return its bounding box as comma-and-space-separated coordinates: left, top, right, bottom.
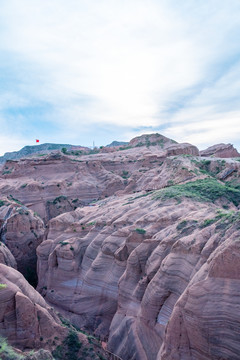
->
135, 228, 146, 235
57, 316, 106, 360
0, 336, 24, 359
153, 178, 240, 206
8, 195, 23, 205
52, 330, 82, 360
121, 170, 129, 179
200, 218, 217, 228
53, 196, 67, 204
0, 200, 5, 207
20, 183, 27, 188
0, 283, 7, 289
86, 221, 96, 226
176, 220, 187, 231
59, 241, 69, 247
199, 210, 240, 230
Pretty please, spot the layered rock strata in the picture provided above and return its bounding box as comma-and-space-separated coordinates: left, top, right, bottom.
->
37, 174, 240, 359
200, 143, 240, 158
0, 198, 44, 285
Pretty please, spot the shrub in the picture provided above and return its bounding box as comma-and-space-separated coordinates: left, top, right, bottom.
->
135, 228, 146, 235
176, 220, 187, 231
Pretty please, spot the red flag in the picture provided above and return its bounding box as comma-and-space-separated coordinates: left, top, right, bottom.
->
36, 139, 39, 143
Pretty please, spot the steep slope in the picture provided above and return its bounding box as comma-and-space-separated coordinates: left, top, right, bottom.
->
0, 197, 45, 286
0, 264, 109, 360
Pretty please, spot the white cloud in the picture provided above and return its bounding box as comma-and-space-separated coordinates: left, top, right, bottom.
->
0, 0, 240, 152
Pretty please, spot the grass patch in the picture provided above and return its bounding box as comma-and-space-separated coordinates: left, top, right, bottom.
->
153, 178, 240, 206
200, 218, 217, 228
199, 210, 240, 230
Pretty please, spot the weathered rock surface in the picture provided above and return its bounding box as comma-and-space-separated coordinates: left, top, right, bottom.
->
0, 241, 17, 268
0, 264, 67, 351
0, 264, 107, 360
166, 143, 199, 156
159, 237, 240, 360
36, 169, 240, 359
0, 136, 200, 222
0, 198, 45, 285
1, 133, 240, 360
200, 143, 240, 158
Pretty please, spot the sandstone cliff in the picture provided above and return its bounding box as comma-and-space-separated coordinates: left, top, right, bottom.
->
1, 133, 240, 360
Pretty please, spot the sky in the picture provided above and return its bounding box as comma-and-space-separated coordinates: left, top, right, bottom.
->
0, 0, 240, 155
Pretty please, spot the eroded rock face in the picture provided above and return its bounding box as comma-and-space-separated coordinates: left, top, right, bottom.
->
36, 180, 240, 360
2, 133, 240, 360
0, 138, 200, 223
159, 238, 240, 360
0, 242, 16, 268
0, 198, 45, 285
166, 143, 199, 156
200, 143, 240, 158
0, 264, 67, 351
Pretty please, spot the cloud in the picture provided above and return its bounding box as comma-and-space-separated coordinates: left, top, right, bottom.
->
0, 0, 240, 154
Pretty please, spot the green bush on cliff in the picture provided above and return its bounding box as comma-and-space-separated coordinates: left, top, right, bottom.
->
135, 228, 146, 234
52, 330, 82, 360
153, 178, 240, 206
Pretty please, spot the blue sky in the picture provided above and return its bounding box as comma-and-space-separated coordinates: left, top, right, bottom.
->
0, 0, 240, 155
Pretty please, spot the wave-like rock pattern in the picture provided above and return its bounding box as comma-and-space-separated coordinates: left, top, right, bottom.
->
0, 198, 45, 284
36, 183, 240, 360
0, 264, 67, 351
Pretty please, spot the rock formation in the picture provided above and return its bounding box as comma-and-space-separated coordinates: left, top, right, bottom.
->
0, 197, 45, 286
200, 143, 240, 158
1, 133, 240, 359
0, 241, 17, 268
0, 263, 67, 350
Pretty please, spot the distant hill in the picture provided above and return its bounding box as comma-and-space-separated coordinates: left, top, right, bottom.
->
106, 141, 128, 147
0, 143, 88, 163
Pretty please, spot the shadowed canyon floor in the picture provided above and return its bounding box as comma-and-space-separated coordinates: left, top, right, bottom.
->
1, 133, 240, 359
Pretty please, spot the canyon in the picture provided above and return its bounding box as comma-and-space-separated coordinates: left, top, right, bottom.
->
0, 133, 240, 360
